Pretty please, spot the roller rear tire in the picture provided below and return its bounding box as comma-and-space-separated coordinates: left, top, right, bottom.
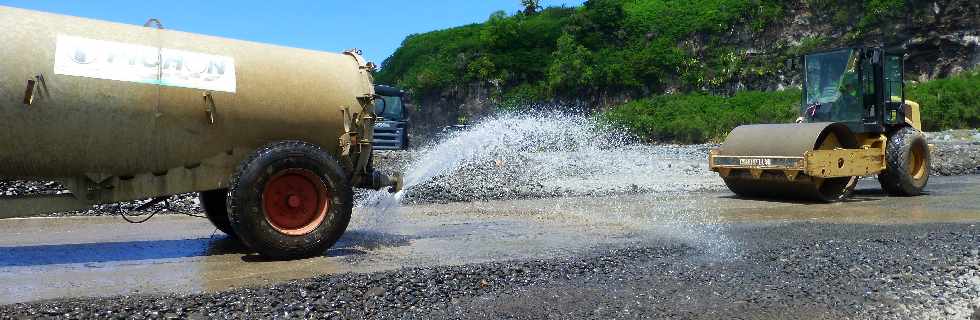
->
227, 141, 353, 260
878, 127, 930, 196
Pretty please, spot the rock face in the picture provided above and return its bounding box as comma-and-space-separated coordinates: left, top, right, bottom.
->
758, 0, 980, 87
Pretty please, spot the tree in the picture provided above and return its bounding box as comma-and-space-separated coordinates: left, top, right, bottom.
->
567, 0, 626, 47
547, 33, 595, 94
521, 0, 541, 15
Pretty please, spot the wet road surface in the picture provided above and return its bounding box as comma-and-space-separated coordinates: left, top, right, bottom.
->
0, 175, 977, 306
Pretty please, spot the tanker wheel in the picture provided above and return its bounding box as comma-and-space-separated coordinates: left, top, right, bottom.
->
227, 141, 352, 260
878, 126, 930, 196
199, 189, 236, 237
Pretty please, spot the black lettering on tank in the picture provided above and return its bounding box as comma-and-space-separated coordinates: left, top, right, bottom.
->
72, 48, 95, 64
143, 53, 160, 68
163, 56, 184, 71
208, 60, 226, 75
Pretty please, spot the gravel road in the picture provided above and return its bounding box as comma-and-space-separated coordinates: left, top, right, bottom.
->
1, 222, 977, 319
1, 176, 979, 319
0, 129, 977, 319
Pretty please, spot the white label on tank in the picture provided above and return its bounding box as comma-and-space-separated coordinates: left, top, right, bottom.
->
54, 35, 237, 93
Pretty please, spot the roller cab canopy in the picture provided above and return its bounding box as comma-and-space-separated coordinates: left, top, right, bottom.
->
799, 47, 913, 133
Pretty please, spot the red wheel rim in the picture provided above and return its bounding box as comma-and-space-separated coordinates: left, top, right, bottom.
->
262, 168, 330, 236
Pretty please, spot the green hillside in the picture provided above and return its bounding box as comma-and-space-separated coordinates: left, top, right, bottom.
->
376, 0, 979, 142
375, 0, 925, 97
376, 0, 788, 98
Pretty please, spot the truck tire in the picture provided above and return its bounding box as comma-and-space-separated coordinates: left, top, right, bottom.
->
401, 130, 410, 149
878, 127, 930, 196
227, 141, 353, 260
199, 189, 236, 237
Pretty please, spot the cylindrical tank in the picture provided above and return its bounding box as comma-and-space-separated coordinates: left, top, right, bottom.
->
0, 6, 374, 179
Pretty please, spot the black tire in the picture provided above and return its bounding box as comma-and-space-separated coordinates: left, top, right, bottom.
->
227, 141, 353, 260
878, 126, 930, 196
401, 130, 410, 149
199, 189, 236, 237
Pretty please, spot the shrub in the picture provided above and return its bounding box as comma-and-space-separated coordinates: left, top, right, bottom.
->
604, 89, 800, 143
909, 69, 980, 131
604, 69, 980, 144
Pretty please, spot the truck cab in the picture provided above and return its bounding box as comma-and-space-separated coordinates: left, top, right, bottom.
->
372, 85, 410, 150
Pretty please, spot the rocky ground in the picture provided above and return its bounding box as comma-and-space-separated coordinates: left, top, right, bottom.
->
375, 130, 980, 205
927, 129, 980, 176
374, 143, 718, 205
1, 222, 977, 319
0, 181, 205, 218
2, 129, 978, 217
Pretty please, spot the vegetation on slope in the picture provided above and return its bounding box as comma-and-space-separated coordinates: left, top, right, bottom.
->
604, 90, 800, 143
376, 0, 914, 99
376, 0, 977, 142
604, 70, 980, 143
911, 69, 980, 131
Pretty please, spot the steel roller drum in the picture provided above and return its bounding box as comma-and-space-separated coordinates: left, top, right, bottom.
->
717, 122, 858, 202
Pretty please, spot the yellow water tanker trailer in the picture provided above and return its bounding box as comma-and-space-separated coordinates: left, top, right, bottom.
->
0, 6, 399, 259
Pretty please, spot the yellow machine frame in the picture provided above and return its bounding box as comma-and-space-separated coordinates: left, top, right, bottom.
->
709, 98, 923, 183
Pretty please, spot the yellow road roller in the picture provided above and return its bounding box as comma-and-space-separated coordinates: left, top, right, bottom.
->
709, 47, 929, 202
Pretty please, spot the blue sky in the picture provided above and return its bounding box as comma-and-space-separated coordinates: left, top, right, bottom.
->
1, 0, 585, 64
